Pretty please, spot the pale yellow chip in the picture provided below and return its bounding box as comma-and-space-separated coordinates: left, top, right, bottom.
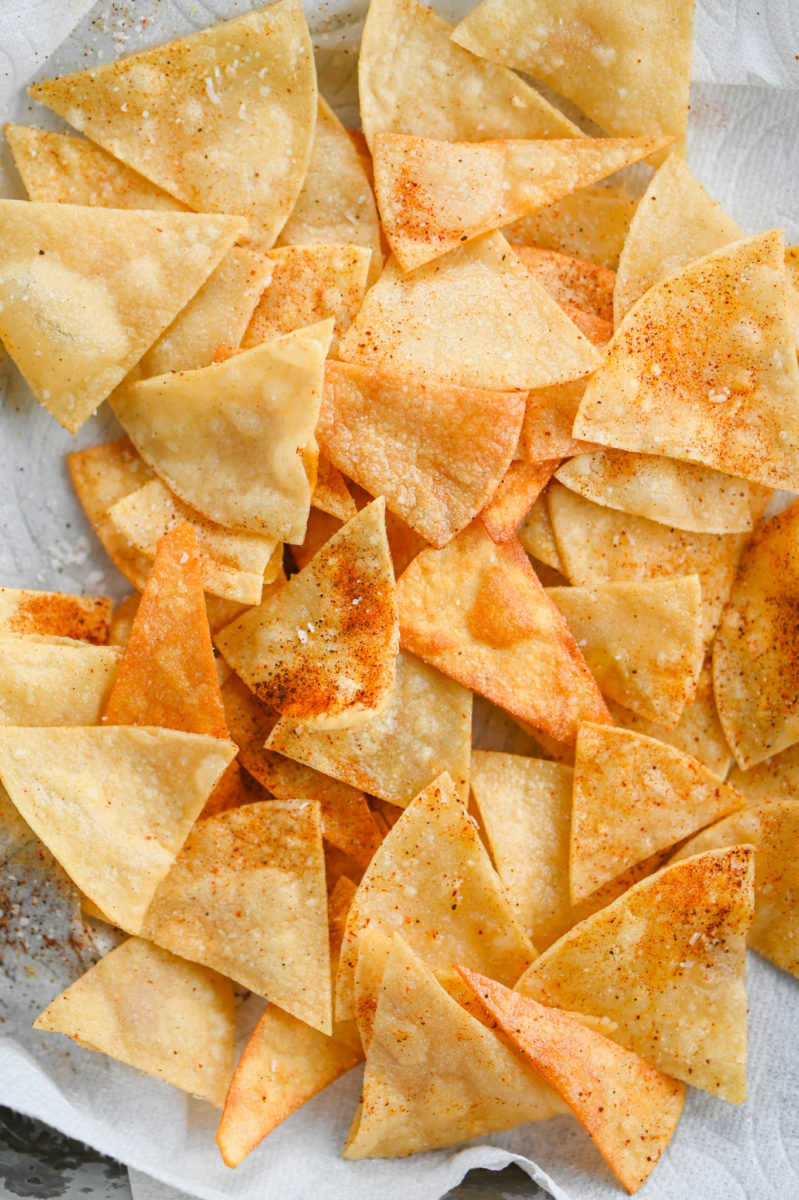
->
319, 361, 525, 548
373, 132, 670, 271
575, 232, 799, 492
35, 938, 234, 1107
517, 847, 754, 1103
216, 498, 398, 729
29, 0, 317, 247
570, 723, 745, 903
344, 935, 563, 1159
4, 125, 188, 210
267, 649, 471, 807
396, 523, 611, 745
312, 457, 358, 523
505, 184, 638, 270
614, 155, 743, 326
0, 725, 235, 931
338, 233, 599, 390
452, 0, 694, 153
0, 587, 112, 644
728, 742, 799, 809
516, 491, 565, 573
546, 576, 704, 726
0, 635, 120, 726
0, 199, 244, 432
713, 500, 799, 769
358, 0, 579, 152
112, 322, 333, 543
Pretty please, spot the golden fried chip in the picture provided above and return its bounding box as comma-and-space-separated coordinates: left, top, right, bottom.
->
728, 742, 799, 808
312, 458, 357, 523
338, 233, 599, 389
396, 523, 610, 745
373, 132, 669, 271
480, 460, 558, 544
570, 723, 745, 902
29, 0, 317, 247
216, 498, 398, 729
546, 576, 704, 725
0, 587, 111, 644
335, 774, 534, 1021
505, 184, 638, 269
574, 232, 799, 492
516, 491, 565, 573
112, 322, 332, 542
511, 245, 615, 321
713, 500, 799, 769
319, 361, 525, 547
517, 847, 755, 1102
0, 635, 120, 726
0, 200, 243, 431
67, 438, 154, 590
352, 927, 395, 1052
267, 649, 471, 806
0, 725, 235, 931
35, 938, 234, 1107
519, 379, 594, 464
459, 968, 685, 1195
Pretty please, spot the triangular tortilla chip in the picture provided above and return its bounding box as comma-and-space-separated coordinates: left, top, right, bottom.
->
459, 968, 685, 1195
555, 449, 768, 535
452, 0, 694, 153
319, 361, 525, 548
34, 938, 234, 1106
557, 303, 612, 346
614, 155, 743, 326
358, 0, 578, 151
571, 723, 745, 903
517, 847, 755, 1102
267, 649, 471, 807
516, 491, 566, 573
216, 498, 398, 729
0, 635, 120, 726
374, 132, 670, 271
0, 587, 111, 643
344, 935, 563, 1158
335, 774, 535, 1020
29, 0, 317, 247
0, 199, 244, 431
4, 125, 189, 210
574, 232, 799, 492
728, 741, 799, 809
480, 460, 558, 544
312, 458, 357, 523
396, 522, 611, 745
505, 184, 638, 270
112, 322, 333, 542
669, 801, 799, 979
713, 499, 799, 769
338, 233, 599, 390
547, 481, 750, 650
520, 378, 596, 463
511, 245, 615, 321
0, 725, 235, 931
546, 576, 704, 726
141, 799, 332, 1034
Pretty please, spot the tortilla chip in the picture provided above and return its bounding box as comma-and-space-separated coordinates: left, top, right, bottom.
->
575, 232, 799, 492
396, 523, 611, 745
338, 233, 599, 390
459, 968, 685, 1194
107, 480, 278, 607
452, 0, 694, 153
546, 576, 704, 726
112, 322, 332, 542
517, 846, 754, 1102
108, 595, 138, 647
34, 938, 234, 1106
570, 723, 745, 903
480, 460, 559, 544
0, 635, 120, 726
216, 498, 398, 729
319, 361, 525, 548
614, 155, 743, 326
335, 774, 535, 1020
141, 799, 332, 1034
516, 491, 566, 573
728, 742, 799, 809
67, 439, 154, 590
374, 133, 670, 271
511, 245, 615, 321
547, 481, 750, 650
555, 449, 767, 535
0, 587, 111, 644
713, 499, 799, 769
669, 801, 799, 979
0, 725, 235, 931
241, 244, 371, 357
344, 935, 563, 1158
29, 0, 317, 247
505, 184, 638, 270
0, 200, 244, 431
358, 0, 578, 152
312, 458, 357, 523
518, 379, 592, 464
267, 649, 471, 807
558, 303, 612, 346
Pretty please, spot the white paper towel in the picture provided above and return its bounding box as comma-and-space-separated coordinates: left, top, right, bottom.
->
1, 3, 798, 1199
